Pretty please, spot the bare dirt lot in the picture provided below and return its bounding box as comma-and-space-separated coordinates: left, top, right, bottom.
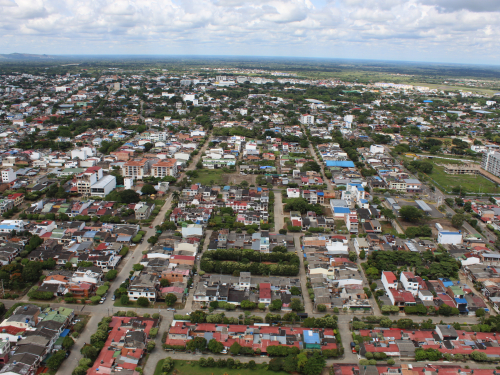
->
223, 173, 258, 185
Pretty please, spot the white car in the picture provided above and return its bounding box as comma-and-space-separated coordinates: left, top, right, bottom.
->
99, 298, 106, 304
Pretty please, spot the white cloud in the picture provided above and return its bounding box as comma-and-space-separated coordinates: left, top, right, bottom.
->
0, 0, 500, 64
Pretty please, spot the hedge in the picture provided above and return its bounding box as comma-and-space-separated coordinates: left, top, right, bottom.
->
132, 234, 143, 243
119, 246, 129, 256
96, 285, 109, 297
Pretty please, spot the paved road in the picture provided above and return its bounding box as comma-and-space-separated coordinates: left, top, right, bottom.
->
294, 234, 314, 315
274, 190, 285, 232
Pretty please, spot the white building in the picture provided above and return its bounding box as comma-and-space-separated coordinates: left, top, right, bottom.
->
437, 230, 463, 245
71, 147, 95, 161
182, 224, 203, 238
90, 175, 117, 198
370, 144, 385, 154
400, 271, 419, 296
124, 177, 134, 190
381, 271, 398, 293
353, 238, 369, 255
482, 150, 500, 177
287, 188, 300, 198
1, 168, 16, 183
300, 114, 315, 125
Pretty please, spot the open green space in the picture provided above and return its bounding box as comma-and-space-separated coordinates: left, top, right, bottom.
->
154, 359, 290, 375
427, 162, 500, 195
191, 169, 228, 185
400, 154, 499, 194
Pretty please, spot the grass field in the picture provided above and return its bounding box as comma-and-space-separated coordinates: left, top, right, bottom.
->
380, 221, 397, 235
191, 169, 227, 185
154, 359, 289, 375
427, 162, 500, 194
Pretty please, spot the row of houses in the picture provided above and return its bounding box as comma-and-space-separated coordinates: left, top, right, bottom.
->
166, 321, 337, 353
380, 271, 487, 315
0, 304, 75, 375
358, 325, 500, 359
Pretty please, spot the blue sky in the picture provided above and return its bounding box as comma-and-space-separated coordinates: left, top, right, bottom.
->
1, 0, 499, 65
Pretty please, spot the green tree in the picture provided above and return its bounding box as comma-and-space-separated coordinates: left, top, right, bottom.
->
230, 341, 242, 355
186, 337, 207, 352
141, 184, 157, 195
190, 310, 207, 323
47, 350, 66, 371
207, 338, 224, 353
22, 261, 43, 282
470, 350, 488, 361
399, 206, 423, 222
269, 299, 283, 311
451, 214, 465, 228
476, 308, 485, 318
62, 336, 75, 350
165, 293, 177, 306
72, 366, 89, 375
106, 269, 117, 280
269, 357, 283, 371
162, 357, 174, 372
120, 295, 130, 305
81, 345, 99, 361
290, 298, 304, 311
136, 297, 149, 307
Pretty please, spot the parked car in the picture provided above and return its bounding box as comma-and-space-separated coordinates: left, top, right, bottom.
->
99, 298, 106, 304
65, 350, 71, 358
167, 308, 176, 312
350, 342, 356, 353
112, 295, 116, 301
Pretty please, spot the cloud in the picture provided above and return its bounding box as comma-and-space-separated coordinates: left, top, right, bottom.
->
0, 0, 499, 64
420, 0, 500, 13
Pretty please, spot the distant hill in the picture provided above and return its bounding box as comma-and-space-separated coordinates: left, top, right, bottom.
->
0, 53, 55, 60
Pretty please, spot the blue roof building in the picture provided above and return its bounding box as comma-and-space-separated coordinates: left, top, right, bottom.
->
325, 161, 355, 168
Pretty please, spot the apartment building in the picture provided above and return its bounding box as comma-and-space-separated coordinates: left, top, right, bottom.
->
75, 166, 103, 196
122, 158, 151, 180
482, 150, 500, 177
151, 159, 178, 178
300, 114, 314, 125
1, 168, 16, 183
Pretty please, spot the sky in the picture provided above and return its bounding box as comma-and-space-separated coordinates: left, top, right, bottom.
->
1, 0, 500, 65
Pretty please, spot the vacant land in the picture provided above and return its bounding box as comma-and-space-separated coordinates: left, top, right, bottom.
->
191, 169, 227, 185
154, 359, 289, 375
399, 217, 455, 238
427, 162, 500, 194
190, 169, 256, 186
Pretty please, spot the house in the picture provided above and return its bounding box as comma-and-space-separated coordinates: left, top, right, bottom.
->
128, 274, 158, 302
6, 193, 24, 207
400, 271, 419, 296
381, 271, 397, 292
259, 283, 271, 306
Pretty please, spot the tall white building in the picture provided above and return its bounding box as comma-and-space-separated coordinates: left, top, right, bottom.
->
1, 168, 16, 183
300, 114, 314, 125
482, 150, 500, 177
